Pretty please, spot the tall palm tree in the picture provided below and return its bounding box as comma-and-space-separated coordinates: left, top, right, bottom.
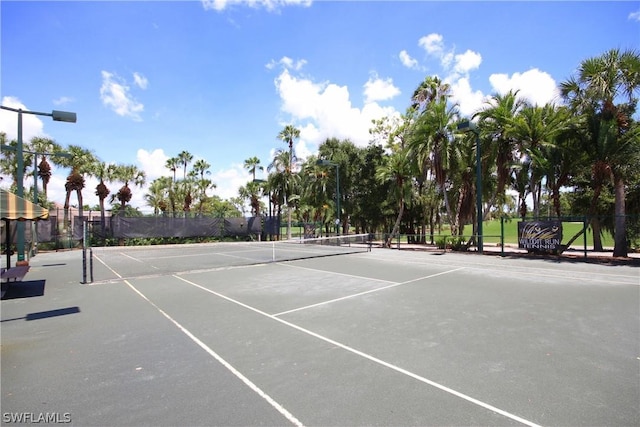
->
93, 162, 116, 237
375, 149, 412, 248
560, 48, 640, 256
410, 99, 459, 233
111, 164, 146, 213
56, 145, 97, 230
178, 150, 193, 180
190, 159, 212, 214
267, 149, 293, 239
165, 157, 180, 215
28, 137, 61, 202
244, 156, 263, 181
165, 157, 180, 183
475, 90, 526, 210
510, 103, 572, 217
277, 125, 300, 239
411, 75, 451, 110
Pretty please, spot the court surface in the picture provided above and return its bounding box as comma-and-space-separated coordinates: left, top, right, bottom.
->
1, 245, 639, 426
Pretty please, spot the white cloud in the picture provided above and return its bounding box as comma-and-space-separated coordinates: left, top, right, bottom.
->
453, 50, 482, 75
629, 9, 640, 21
133, 72, 149, 90
418, 33, 444, 56
266, 56, 307, 71
448, 77, 486, 117
53, 96, 74, 106
399, 50, 418, 69
363, 74, 400, 104
274, 67, 398, 148
489, 68, 558, 106
202, 0, 311, 12
212, 163, 251, 201
100, 71, 144, 121
137, 148, 168, 181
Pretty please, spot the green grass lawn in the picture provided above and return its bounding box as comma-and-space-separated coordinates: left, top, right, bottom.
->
277, 219, 615, 248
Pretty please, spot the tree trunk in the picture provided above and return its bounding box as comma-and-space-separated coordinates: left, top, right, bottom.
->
612, 176, 628, 257
385, 198, 404, 248
592, 218, 604, 252
99, 197, 106, 239
440, 184, 456, 235
64, 190, 71, 232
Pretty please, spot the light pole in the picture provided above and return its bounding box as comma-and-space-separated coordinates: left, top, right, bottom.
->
0, 105, 76, 263
457, 120, 483, 253
316, 159, 340, 236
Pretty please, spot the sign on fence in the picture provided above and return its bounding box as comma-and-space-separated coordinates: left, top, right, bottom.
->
518, 221, 562, 252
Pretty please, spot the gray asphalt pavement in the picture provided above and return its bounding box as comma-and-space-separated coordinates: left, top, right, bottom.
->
2, 247, 638, 426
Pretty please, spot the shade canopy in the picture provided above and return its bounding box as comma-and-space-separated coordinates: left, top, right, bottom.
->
0, 189, 49, 221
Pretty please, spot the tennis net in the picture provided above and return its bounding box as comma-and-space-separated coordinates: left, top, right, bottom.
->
84, 233, 372, 283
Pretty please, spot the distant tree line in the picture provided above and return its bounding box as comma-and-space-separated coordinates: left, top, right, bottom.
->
1, 48, 639, 256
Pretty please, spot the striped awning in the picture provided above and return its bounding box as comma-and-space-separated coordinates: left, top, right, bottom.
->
0, 189, 49, 221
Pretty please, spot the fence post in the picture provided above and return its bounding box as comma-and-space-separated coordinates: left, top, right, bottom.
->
501, 216, 505, 257
583, 216, 588, 259
82, 219, 87, 284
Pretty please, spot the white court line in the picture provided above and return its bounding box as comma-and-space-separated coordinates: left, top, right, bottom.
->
123, 279, 304, 427
174, 275, 541, 427
92, 253, 125, 279
273, 267, 465, 317
119, 252, 144, 263
361, 252, 640, 285
279, 262, 397, 284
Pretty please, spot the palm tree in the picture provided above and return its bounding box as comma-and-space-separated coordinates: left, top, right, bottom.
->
244, 156, 263, 181
560, 48, 640, 256
165, 157, 180, 183
190, 159, 213, 214
410, 98, 459, 233
178, 150, 193, 180
411, 75, 451, 110
267, 149, 293, 240
375, 149, 412, 248
28, 137, 61, 202
145, 177, 170, 216
277, 125, 300, 239
93, 162, 117, 237
509, 103, 572, 218
475, 90, 526, 210
56, 145, 97, 231
111, 164, 146, 213
165, 157, 180, 215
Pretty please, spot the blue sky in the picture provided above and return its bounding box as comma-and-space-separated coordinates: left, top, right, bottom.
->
1, 0, 639, 212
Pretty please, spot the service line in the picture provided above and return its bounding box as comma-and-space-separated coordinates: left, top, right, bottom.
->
273, 267, 465, 317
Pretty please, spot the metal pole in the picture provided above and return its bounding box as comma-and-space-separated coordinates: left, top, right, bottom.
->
500, 216, 505, 257
32, 153, 39, 256
82, 219, 87, 284
90, 247, 94, 283
475, 131, 483, 254
583, 216, 588, 259
16, 111, 26, 263
33, 153, 38, 204
336, 164, 340, 236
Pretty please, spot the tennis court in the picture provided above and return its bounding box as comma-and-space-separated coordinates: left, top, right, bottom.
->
1, 243, 638, 426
